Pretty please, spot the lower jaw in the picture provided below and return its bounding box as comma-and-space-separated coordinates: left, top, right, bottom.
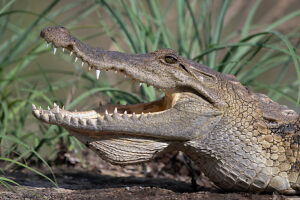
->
32, 90, 183, 141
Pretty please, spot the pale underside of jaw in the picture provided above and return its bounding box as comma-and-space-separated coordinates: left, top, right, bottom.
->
32, 41, 178, 126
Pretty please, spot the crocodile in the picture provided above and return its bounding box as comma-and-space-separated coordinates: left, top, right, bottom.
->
32, 26, 300, 194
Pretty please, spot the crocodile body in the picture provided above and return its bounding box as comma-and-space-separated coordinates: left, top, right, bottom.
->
33, 26, 300, 194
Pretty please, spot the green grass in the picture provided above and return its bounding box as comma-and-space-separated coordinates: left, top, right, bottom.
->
0, 0, 300, 190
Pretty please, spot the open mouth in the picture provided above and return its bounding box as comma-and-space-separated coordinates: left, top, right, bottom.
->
32, 26, 223, 143
32, 39, 180, 125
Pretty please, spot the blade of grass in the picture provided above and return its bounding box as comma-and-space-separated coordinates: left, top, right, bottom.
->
0, 0, 60, 71
230, 35, 273, 75
185, 0, 204, 54
241, 0, 262, 38
0, 157, 58, 188
177, 0, 185, 55
147, 0, 172, 48
0, 177, 19, 192
268, 38, 300, 98
270, 31, 300, 103
96, 10, 124, 52
238, 55, 289, 84
0, 0, 16, 14
99, 0, 137, 53
221, 9, 300, 74
208, 0, 231, 69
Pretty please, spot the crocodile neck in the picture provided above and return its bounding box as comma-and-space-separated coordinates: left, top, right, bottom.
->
184, 91, 300, 192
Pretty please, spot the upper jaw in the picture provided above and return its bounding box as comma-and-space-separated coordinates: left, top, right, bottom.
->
41, 27, 170, 90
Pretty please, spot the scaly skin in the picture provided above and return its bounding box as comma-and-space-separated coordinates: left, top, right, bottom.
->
33, 26, 300, 194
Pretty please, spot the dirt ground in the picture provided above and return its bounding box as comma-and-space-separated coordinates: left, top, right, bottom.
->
1, 151, 299, 200
0, 171, 282, 200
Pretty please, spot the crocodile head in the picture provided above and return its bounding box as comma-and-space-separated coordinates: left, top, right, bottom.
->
33, 26, 229, 164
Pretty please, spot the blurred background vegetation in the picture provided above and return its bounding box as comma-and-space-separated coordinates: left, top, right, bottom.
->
0, 0, 300, 189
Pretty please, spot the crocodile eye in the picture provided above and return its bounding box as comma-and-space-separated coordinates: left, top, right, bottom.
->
164, 55, 177, 64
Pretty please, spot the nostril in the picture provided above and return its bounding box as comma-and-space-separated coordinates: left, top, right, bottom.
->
40, 31, 45, 38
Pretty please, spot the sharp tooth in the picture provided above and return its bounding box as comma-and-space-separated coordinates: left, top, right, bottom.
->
132, 112, 137, 120
54, 103, 57, 107
56, 106, 59, 113
97, 116, 104, 124
81, 61, 84, 67
53, 48, 57, 55
62, 48, 64, 52
33, 109, 40, 117
87, 119, 96, 126
55, 112, 63, 121
88, 66, 92, 72
70, 51, 73, 56
71, 117, 78, 126
96, 70, 101, 80
75, 57, 78, 62
105, 110, 108, 115
46, 43, 49, 48
39, 106, 42, 110
64, 115, 70, 124
147, 112, 151, 119
123, 110, 128, 119
48, 106, 50, 110
114, 107, 117, 114
140, 112, 145, 120
62, 106, 65, 110
41, 112, 49, 122
79, 117, 85, 125
32, 104, 36, 109
139, 83, 142, 86
49, 113, 55, 122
